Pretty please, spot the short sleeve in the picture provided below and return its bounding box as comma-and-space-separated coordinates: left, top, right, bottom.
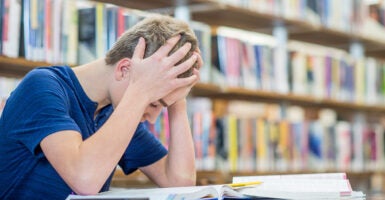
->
118, 123, 168, 174
3, 69, 80, 156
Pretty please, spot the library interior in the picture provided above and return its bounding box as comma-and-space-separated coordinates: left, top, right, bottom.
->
2, 0, 385, 199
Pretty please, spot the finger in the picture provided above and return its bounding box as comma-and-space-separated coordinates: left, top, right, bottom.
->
170, 53, 197, 78
195, 47, 201, 54
191, 68, 200, 84
193, 68, 200, 81
173, 74, 198, 89
154, 35, 181, 57
194, 52, 204, 70
165, 42, 192, 67
132, 37, 146, 59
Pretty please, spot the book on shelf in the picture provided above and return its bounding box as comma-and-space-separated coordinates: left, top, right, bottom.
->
186, 97, 385, 172
2, 0, 21, 58
0, 0, 3, 55
77, 1, 97, 65
190, 21, 212, 83
66, 172, 365, 200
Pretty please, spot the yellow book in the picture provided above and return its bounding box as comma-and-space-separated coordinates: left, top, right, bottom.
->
96, 2, 105, 58
228, 115, 238, 172
256, 118, 268, 171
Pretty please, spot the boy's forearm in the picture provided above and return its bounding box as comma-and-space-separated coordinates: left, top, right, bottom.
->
70, 88, 149, 193
165, 99, 197, 186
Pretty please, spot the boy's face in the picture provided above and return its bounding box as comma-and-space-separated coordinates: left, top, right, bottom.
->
141, 94, 174, 123
141, 101, 164, 123
140, 90, 184, 123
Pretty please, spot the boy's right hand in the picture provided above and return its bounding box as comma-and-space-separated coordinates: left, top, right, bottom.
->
128, 35, 198, 104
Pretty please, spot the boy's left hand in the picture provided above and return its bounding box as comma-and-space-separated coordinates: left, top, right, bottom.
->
161, 51, 203, 107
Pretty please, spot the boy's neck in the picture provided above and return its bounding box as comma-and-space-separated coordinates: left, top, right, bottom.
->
72, 58, 113, 112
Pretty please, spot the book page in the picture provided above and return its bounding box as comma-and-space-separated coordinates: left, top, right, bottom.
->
235, 179, 352, 199
66, 185, 221, 200
232, 172, 347, 183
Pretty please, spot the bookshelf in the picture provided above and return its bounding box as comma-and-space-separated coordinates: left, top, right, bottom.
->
190, 0, 385, 58
191, 83, 385, 114
1, 0, 385, 197
92, 0, 206, 10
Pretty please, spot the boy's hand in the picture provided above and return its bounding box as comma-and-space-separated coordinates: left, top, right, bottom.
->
163, 68, 200, 107
160, 51, 202, 107
128, 35, 198, 104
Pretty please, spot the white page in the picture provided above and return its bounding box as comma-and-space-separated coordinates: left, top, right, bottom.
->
66, 185, 221, 200
232, 172, 347, 183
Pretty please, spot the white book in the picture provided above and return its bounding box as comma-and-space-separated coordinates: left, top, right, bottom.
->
365, 57, 377, 104
233, 172, 349, 182
52, 0, 62, 64
62, 0, 78, 65
233, 172, 365, 199
3, 0, 21, 58
273, 25, 289, 94
190, 21, 212, 83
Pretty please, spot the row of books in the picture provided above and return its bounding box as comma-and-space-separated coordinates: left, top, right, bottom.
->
182, 98, 385, 172
288, 41, 385, 105
0, 0, 213, 81
219, 0, 385, 41
213, 26, 385, 105
0, 0, 142, 64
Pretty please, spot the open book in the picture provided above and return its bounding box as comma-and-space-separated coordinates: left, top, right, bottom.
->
66, 173, 366, 200
232, 172, 366, 200
66, 185, 248, 200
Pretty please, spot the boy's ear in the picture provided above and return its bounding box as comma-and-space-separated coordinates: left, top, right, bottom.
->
115, 58, 131, 81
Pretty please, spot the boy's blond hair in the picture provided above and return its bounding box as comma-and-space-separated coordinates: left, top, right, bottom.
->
105, 14, 198, 78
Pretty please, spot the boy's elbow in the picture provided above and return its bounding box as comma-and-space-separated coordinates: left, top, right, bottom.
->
69, 175, 104, 196
71, 183, 100, 196
163, 173, 196, 187
184, 174, 197, 186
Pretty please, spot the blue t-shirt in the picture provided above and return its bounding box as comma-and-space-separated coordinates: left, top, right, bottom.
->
0, 66, 167, 199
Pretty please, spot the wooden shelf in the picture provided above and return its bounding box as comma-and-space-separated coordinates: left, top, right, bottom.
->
111, 169, 228, 188
192, 83, 385, 114
94, 0, 204, 10
111, 169, 157, 188
191, 2, 315, 35
290, 27, 385, 55
0, 56, 53, 77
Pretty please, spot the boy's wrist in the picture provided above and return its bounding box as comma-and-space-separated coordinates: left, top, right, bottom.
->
168, 98, 187, 111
